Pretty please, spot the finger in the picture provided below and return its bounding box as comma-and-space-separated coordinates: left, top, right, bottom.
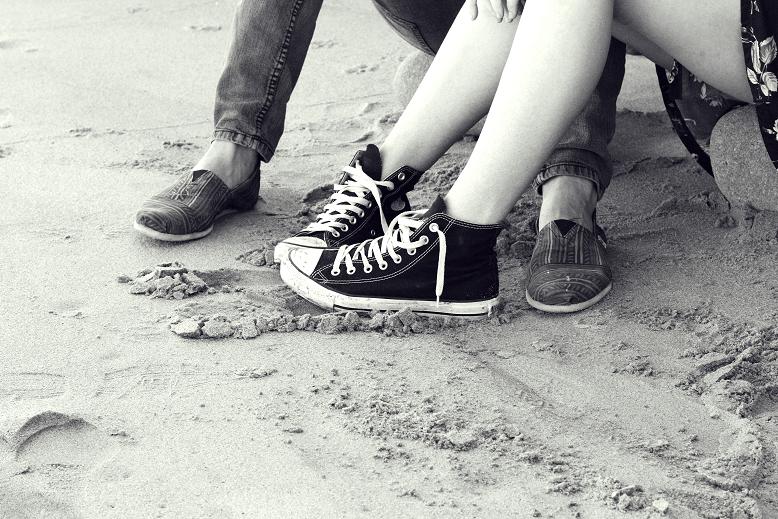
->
506, 0, 520, 22
467, 0, 478, 20
489, 0, 504, 21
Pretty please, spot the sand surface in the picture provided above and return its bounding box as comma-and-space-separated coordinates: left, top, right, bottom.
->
2, 1, 778, 518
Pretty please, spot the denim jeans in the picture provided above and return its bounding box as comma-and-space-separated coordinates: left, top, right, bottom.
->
213, 0, 626, 199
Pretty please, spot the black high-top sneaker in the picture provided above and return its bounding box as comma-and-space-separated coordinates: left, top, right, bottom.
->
279, 196, 503, 318
274, 144, 423, 263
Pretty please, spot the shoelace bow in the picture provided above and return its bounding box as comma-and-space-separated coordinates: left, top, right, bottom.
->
304, 163, 395, 237
331, 211, 448, 305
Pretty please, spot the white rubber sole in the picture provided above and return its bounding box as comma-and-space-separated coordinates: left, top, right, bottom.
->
525, 282, 612, 314
133, 208, 238, 243
280, 260, 499, 319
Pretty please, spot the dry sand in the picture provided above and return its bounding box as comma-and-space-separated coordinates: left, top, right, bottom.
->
1, 1, 778, 518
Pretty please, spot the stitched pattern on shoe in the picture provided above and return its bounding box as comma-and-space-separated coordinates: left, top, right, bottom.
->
527, 221, 611, 307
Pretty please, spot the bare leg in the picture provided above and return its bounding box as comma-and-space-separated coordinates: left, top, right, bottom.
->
443, 0, 750, 225
379, 9, 519, 176
445, 0, 612, 224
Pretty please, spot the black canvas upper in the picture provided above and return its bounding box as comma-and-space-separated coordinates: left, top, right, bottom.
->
297, 197, 503, 303
292, 145, 423, 247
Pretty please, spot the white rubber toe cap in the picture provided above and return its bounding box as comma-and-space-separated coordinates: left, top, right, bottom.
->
274, 236, 327, 264
288, 247, 325, 276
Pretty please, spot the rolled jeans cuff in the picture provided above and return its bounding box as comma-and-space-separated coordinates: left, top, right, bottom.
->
533, 149, 610, 201
213, 129, 274, 162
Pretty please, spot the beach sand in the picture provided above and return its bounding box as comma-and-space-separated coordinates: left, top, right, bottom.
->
1, 1, 777, 517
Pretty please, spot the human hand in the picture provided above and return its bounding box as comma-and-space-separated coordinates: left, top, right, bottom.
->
466, 0, 522, 23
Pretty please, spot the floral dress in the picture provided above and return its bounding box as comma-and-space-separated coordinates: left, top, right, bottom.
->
660, 0, 778, 174
743, 0, 778, 168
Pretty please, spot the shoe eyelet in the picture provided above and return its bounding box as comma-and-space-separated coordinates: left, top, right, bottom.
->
349, 217, 357, 224
421, 236, 430, 245
370, 230, 377, 237
398, 172, 406, 181
378, 262, 388, 270
358, 210, 365, 218
366, 202, 372, 209
429, 223, 439, 232
331, 269, 340, 276
347, 267, 356, 275
363, 265, 373, 274
341, 224, 349, 232
392, 256, 402, 264
408, 248, 416, 256
332, 230, 341, 238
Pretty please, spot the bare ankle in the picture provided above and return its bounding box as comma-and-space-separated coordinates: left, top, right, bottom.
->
195, 140, 260, 188
538, 176, 598, 231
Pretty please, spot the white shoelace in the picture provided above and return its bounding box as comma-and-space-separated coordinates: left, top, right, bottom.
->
304, 163, 395, 238
331, 211, 448, 305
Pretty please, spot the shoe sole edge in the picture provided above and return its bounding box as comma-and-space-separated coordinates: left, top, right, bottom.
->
133, 208, 241, 242
281, 259, 499, 319
525, 282, 612, 314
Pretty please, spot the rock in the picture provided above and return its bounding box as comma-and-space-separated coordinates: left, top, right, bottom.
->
368, 313, 386, 330
237, 317, 259, 340
317, 314, 342, 335
202, 319, 234, 339
396, 308, 416, 327
116, 274, 132, 284
155, 262, 188, 277
393, 51, 485, 136
410, 321, 427, 334
171, 319, 202, 339
711, 106, 778, 212
296, 314, 312, 330
153, 276, 175, 292
255, 317, 269, 333
342, 311, 361, 331
129, 281, 153, 295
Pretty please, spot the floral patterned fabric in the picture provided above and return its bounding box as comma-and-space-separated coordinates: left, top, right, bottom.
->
660, 0, 778, 174
743, 0, 778, 168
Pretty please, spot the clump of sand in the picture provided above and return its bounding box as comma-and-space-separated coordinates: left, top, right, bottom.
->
169, 306, 477, 340
120, 262, 208, 300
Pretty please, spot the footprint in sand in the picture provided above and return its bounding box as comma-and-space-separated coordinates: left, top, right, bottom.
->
68, 127, 93, 137
2, 411, 111, 467
345, 63, 379, 75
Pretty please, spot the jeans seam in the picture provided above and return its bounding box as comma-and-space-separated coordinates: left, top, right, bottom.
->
213, 128, 274, 162
534, 162, 604, 200
373, 2, 435, 55
254, 0, 305, 131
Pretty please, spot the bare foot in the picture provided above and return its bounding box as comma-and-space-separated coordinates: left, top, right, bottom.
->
538, 176, 597, 231
194, 140, 260, 189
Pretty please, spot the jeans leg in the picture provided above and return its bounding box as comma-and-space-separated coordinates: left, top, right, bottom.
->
533, 39, 626, 200
213, 0, 324, 162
